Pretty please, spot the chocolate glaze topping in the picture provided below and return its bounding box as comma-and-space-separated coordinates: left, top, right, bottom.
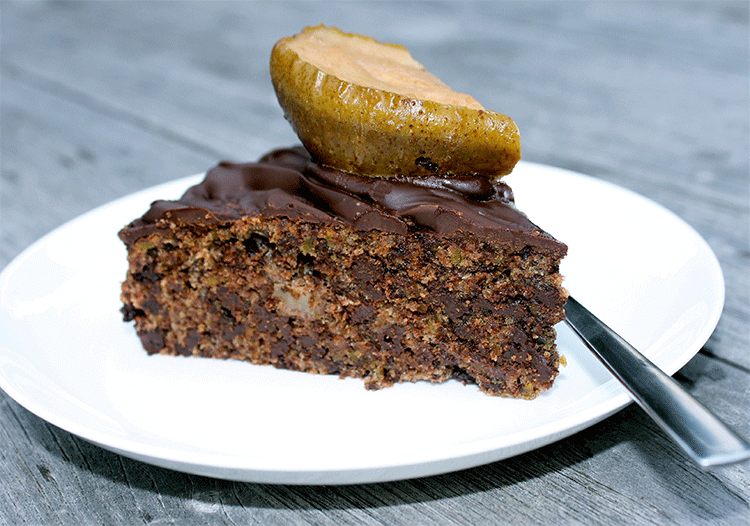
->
119, 147, 565, 254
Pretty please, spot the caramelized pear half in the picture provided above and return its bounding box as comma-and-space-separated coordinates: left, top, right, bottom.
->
270, 25, 521, 179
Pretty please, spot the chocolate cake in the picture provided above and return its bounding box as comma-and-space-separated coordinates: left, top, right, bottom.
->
119, 146, 568, 398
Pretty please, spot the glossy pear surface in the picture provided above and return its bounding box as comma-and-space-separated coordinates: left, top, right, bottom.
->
270, 25, 521, 179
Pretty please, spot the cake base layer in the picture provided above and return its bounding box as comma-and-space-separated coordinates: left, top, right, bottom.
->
121, 214, 566, 398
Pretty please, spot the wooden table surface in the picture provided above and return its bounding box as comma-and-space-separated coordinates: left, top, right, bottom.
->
1, 1, 748, 524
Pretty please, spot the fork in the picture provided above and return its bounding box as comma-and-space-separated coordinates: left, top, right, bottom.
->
564, 296, 750, 468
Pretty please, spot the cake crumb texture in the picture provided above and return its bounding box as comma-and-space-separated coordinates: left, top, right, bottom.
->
121, 214, 567, 398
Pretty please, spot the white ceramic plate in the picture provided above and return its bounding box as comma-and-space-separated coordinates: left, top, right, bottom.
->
0, 162, 724, 484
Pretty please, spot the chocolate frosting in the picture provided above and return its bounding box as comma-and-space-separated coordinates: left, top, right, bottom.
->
119, 147, 565, 254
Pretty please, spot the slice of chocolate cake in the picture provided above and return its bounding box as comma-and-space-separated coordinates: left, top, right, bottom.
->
119, 146, 567, 398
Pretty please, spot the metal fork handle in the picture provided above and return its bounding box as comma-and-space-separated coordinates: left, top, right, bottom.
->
564, 296, 750, 468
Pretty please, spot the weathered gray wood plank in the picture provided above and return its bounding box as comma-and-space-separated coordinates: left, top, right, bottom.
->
1, 1, 748, 525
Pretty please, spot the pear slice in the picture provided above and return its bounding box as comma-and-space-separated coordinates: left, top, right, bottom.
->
270, 25, 521, 179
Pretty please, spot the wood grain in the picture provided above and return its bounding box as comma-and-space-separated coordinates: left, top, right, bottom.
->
1, 1, 748, 524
